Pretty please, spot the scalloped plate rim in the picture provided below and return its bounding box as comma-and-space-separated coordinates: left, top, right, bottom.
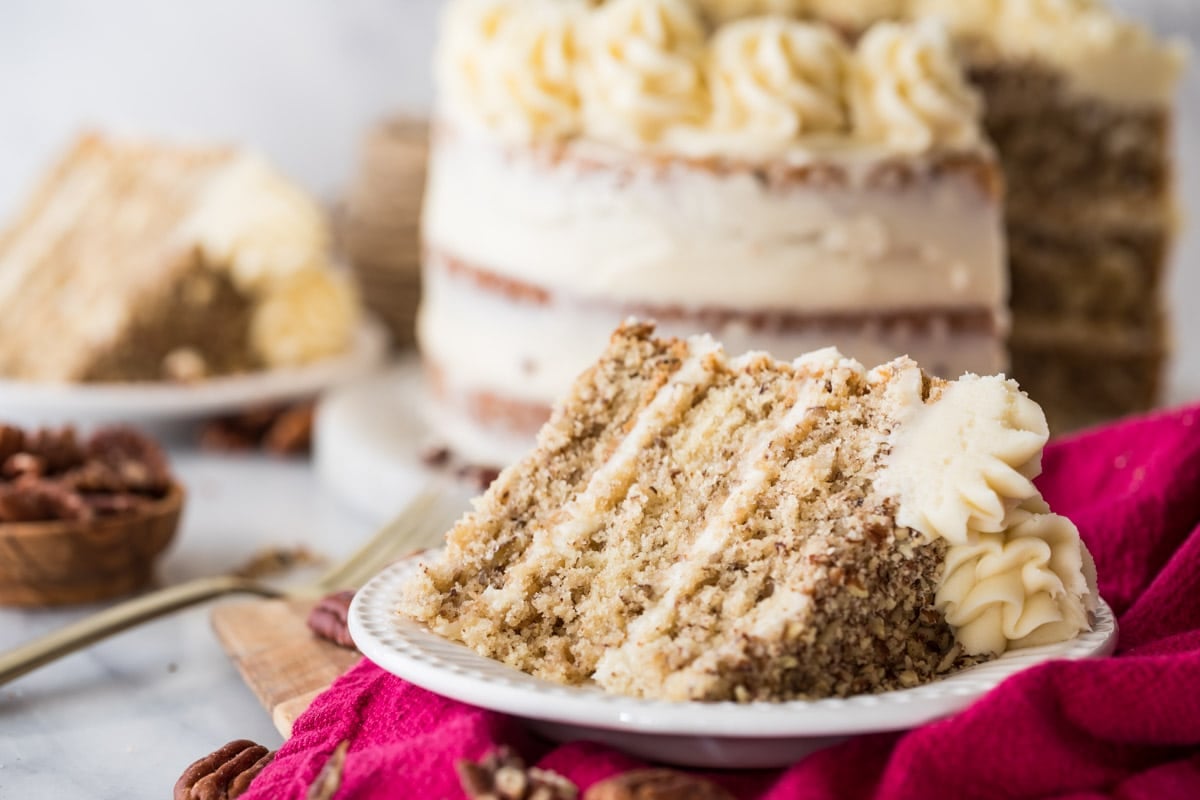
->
350, 551, 1117, 739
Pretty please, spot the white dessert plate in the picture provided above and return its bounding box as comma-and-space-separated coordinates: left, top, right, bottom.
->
0, 319, 389, 427
350, 551, 1118, 769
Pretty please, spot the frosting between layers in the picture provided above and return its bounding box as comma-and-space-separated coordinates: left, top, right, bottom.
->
876, 365, 1097, 655
423, 126, 1006, 313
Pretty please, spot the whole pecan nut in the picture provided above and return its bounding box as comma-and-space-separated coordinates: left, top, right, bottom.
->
457, 747, 578, 800
307, 591, 357, 650
174, 739, 275, 800
583, 770, 735, 800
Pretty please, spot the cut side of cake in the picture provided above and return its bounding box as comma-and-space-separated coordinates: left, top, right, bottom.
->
700, 0, 1185, 431
420, 1, 1008, 469
402, 322, 1097, 702
0, 133, 360, 383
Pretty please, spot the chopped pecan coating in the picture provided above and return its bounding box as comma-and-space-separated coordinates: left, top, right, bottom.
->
174, 739, 274, 800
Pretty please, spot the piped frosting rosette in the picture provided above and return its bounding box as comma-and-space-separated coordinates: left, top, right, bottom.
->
877, 367, 1098, 656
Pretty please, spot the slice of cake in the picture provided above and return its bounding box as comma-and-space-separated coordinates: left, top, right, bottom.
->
402, 322, 1097, 702
420, 1, 1007, 469
0, 133, 360, 383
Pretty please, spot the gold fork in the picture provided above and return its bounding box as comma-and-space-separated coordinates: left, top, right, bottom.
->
0, 488, 463, 687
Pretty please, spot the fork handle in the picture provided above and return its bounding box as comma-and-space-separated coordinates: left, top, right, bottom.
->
0, 575, 281, 687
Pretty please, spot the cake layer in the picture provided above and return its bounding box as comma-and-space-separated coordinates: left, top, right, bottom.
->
420, 249, 1006, 419
1011, 345, 1165, 434
1009, 227, 1169, 331
404, 322, 1096, 701
423, 124, 1005, 314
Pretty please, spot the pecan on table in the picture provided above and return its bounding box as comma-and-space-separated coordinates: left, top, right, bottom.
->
457, 747, 578, 800
583, 770, 735, 800
174, 739, 275, 800
307, 590, 358, 650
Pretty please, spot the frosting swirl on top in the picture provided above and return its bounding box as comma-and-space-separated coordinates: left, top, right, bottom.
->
694, 0, 805, 25
439, 0, 588, 142
850, 21, 982, 153
581, 0, 709, 147
706, 17, 851, 148
876, 365, 1096, 656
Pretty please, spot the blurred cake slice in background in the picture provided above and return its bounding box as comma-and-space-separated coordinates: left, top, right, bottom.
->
420, 1, 1007, 470
0, 133, 360, 383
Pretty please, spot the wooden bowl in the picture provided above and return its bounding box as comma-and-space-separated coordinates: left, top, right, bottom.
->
0, 484, 185, 607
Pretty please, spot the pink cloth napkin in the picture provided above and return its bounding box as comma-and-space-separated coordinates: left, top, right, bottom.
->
243, 404, 1200, 800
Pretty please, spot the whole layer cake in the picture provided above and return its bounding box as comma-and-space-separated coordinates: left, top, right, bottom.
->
402, 322, 1097, 701
0, 133, 359, 383
707, 0, 1185, 431
420, 0, 1008, 468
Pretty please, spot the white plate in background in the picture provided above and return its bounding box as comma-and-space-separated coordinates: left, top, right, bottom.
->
0, 318, 389, 427
350, 551, 1118, 770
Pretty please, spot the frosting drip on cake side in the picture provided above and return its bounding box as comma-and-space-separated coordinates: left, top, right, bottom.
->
875, 367, 1098, 655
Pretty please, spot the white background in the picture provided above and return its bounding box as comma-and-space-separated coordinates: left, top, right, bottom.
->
0, 0, 1196, 398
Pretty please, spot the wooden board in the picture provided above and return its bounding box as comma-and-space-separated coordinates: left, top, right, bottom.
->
211, 598, 360, 737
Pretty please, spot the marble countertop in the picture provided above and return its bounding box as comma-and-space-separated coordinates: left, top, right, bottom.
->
0, 453, 410, 798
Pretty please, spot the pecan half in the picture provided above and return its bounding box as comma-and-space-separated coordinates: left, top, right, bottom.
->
263, 404, 314, 456
457, 747, 578, 800
0, 479, 92, 523
174, 739, 275, 800
87, 427, 172, 494
307, 591, 357, 650
0, 425, 25, 463
24, 427, 85, 473
583, 770, 735, 800
306, 740, 350, 800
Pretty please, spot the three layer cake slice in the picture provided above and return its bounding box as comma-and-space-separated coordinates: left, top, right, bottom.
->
402, 321, 1096, 701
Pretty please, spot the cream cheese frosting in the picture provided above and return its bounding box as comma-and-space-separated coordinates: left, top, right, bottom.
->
250, 268, 358, 368
183, 153, 360, 369
437, 0, 984, 156
705, 17, 851, 150
439, 0, 588, 143
912, 0, 1186, 107
185, 155, 331, 293
876, 365, 1097, 656
851, 21, 982, 153
582, 0, 710, 148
